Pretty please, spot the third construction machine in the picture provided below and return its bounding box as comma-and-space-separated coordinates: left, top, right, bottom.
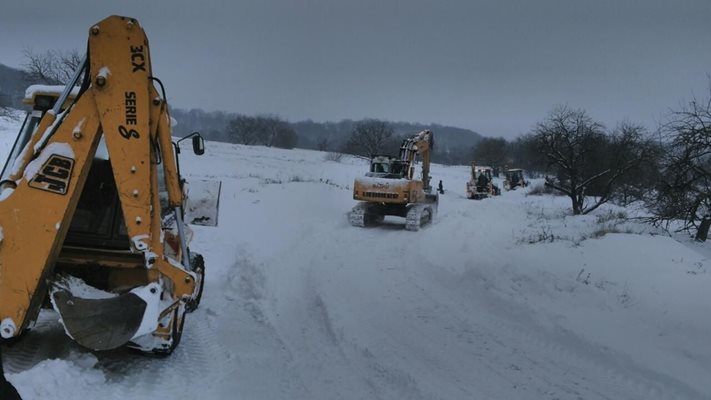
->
349, 130, 438, 231
0, 15, 214, 356
503, 168, 528, 191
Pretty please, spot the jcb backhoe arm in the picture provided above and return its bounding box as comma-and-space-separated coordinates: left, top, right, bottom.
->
0, 16, 200, 353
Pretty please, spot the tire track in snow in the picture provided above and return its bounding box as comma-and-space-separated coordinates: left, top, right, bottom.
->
100, 306, 226, 400
280, 232, 431, 400
203, 253, 313, 399
426, 266, 708, 400
3, 311, 84, 373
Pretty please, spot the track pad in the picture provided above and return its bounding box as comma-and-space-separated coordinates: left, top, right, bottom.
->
51, 288, 147, 351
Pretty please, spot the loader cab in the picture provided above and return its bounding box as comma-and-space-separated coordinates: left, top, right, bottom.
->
473, 166, 493, 182
1, 87, 168, 250
3, 86, 209, 251
64, 138, 131, 249
67, 132, 204, 249
18, 88, 133, 249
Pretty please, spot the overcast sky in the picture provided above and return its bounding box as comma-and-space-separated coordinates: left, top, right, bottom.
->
1, 0, 709, 138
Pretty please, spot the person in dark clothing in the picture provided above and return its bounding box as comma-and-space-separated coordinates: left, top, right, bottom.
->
476, 173, 489, 192
0, 346, 22, 400
510, 172, 520, 187
437, 180, 444, 194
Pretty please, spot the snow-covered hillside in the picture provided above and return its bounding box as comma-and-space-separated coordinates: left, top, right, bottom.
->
1, 114, 710, 399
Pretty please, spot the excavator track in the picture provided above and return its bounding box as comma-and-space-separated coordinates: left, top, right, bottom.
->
349, 203, 384, 227
405, 204, 432, 231
349, 203, 367, 227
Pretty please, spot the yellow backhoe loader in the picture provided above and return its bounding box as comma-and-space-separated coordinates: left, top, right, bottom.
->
503, 168, 528, 191
349, 130, 438, 231
466, 163, 500, 199
0, 16, 211, 356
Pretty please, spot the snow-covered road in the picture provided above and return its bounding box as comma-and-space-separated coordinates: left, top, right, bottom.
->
2, 115, 710, 399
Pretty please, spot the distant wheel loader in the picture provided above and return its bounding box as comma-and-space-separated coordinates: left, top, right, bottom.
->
466, 164, 500, 199
349, 130, 438, 231
0, 16, 217, 357
503, 168, 528, 191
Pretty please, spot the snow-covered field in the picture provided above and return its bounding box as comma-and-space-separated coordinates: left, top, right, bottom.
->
1, 114, 710, 399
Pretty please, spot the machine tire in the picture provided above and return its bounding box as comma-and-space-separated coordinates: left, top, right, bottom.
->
151, 308, 185, 357
185, 253, 205, 313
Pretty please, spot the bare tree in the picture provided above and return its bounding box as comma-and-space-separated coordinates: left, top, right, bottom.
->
344, 119, 394, 157
257, 115, 297, 149
226, 115, 260, 145
534, 106, 650, 215
265, 117, 298, 149
648, 89, 711, 241
22, 48, 83, 85
472, 137, 509, 168
316, 137, 331, 151
508, 134, 547, 177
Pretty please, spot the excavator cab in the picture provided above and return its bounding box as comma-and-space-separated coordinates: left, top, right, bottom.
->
0, 16, 214, 356
367, 156, 408, 179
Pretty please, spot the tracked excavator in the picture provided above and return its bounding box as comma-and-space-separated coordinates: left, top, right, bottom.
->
0, 16, 211, 358
349, 130, 438, 231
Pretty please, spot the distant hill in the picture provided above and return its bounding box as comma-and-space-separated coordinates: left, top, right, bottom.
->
0, 63, 27, 109
172, 109, 482, 165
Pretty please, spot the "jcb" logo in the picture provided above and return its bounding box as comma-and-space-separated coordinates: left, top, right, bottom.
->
29, 155, 74, 195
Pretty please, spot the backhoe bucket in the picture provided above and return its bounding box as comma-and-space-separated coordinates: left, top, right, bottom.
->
51, 290, 145, 351
50, 277, 161, 351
